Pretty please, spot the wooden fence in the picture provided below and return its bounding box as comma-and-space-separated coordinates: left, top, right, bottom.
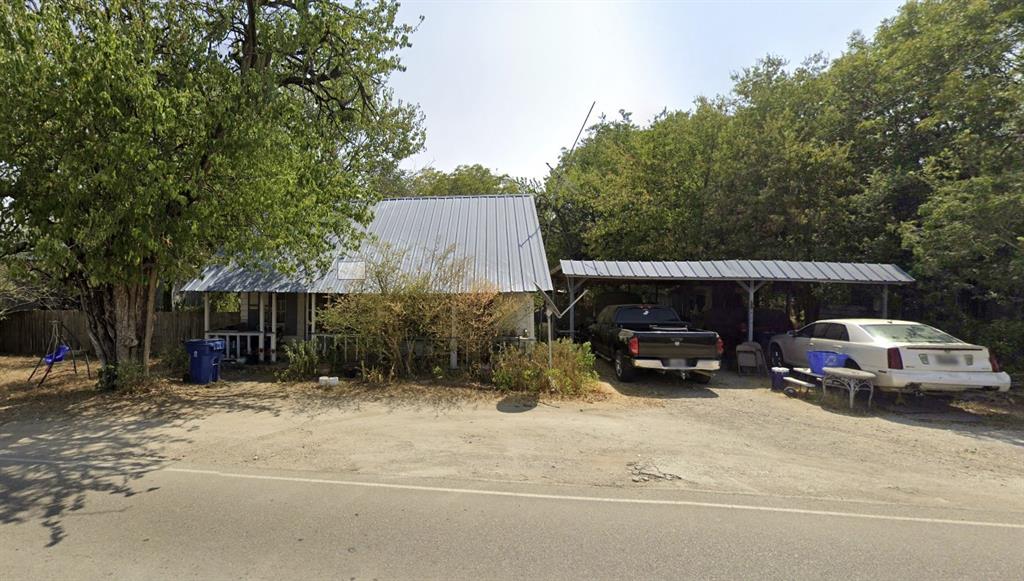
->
0, 310, 238, 356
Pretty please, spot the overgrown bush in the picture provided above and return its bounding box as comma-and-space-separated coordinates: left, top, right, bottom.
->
159, 344, 191, 378
319, 243, 522, 380
962, 319, 1024, 385
97, 361, 148, 391
277, 339, 322, 381
493, 340, 598, 396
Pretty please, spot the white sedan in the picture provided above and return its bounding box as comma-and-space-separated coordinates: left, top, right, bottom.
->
769, 319, 1011, 393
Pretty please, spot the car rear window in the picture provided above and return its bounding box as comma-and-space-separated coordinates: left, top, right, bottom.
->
615, 307, 681, 325
862, 324, 960, 344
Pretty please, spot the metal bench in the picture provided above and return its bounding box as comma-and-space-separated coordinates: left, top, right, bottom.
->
822, 367, 876, 409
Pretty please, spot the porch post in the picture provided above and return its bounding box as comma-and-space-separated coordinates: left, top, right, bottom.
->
310, 293, 317, 334
258, 292, 266, 361
203, 293, 210, 334
270, 293, 277, 362
882, 285, 889, 319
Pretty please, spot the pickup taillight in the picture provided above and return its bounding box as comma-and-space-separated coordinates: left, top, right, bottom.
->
716, 337, 724, 356
628, 336, 639, 357
887, 347, 903, 370
990, 353, 1001, 373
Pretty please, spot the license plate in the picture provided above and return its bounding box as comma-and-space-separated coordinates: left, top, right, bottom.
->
936, 354, 958, 365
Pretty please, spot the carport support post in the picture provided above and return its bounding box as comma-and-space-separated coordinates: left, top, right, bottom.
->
737, 281, 766, 343
882, 285, 889, 319
568, 280, 576, 342
746, 281, 754, 343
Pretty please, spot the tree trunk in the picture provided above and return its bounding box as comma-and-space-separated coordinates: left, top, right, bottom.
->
78, 266, 160, 387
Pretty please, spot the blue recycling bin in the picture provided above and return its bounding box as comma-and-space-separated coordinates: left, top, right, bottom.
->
807, 351, 849, 375
185, 339, 225, 385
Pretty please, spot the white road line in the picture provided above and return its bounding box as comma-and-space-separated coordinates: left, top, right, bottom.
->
3, 456, 1022, 530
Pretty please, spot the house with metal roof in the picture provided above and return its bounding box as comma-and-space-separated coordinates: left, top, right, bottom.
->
182, 195, 552, 362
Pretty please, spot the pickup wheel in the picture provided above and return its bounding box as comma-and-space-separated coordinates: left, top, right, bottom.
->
769, 344, 786, 368
614, 351, 636, 382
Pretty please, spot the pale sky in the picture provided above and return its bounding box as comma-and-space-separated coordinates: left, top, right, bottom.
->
390, 0, 904, 179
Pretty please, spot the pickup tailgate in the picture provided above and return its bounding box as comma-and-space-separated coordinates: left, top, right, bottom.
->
632, 327, 720, 359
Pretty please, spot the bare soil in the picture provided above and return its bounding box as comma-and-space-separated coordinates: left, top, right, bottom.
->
1, 355, 1022, 513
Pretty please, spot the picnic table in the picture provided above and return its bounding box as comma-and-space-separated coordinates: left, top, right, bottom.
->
783, 366, 877, 410
822, 367, 876, 409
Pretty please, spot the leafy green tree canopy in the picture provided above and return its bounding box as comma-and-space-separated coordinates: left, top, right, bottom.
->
0, 0, 424, 380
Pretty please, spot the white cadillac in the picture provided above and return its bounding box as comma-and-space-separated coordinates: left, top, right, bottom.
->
769, 319, 1011, 393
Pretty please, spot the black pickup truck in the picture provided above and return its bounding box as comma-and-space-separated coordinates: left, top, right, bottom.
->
588, 304, 723, 383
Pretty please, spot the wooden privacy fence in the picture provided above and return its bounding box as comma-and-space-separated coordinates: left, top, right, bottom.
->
0, 310, 238, 356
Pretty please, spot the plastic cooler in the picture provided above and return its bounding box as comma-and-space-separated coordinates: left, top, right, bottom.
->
185, 339, 225, 385
770, 367, 790, 391
806, 351, 848, 375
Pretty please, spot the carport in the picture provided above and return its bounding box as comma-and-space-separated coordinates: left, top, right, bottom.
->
553, 260, 915, 342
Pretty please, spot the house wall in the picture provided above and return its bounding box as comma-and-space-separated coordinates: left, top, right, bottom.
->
505, 292, 536, 340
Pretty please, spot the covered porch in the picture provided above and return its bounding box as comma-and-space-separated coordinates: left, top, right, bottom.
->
200, 291, 327, 363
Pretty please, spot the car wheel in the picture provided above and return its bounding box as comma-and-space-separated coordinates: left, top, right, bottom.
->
844, 359, 861, 370
614, 351, 636, 382
770, 344, 786, 368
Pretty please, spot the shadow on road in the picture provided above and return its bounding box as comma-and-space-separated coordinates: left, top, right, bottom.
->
596, 361, 719, 399
0, 373, 283, 548
496, 394, 538, 413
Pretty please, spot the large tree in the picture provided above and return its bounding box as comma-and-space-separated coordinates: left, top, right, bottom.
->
0, 0, 423, 384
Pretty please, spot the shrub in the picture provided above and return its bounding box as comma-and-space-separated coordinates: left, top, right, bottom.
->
319, 243, 521, 380
493, 340, 598, 396
159, 343, 191, 377
277, 340, 321, 381
97, 361, 148, 391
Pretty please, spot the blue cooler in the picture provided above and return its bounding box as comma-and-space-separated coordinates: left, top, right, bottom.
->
185, 339, 225, 385
770, 367, 790, 391
807, 351, 848, 375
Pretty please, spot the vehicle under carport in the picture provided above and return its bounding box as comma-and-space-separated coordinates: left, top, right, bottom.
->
551, 259, 915, 356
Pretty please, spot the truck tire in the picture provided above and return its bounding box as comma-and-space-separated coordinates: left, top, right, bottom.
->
769, 344, 786, 368
614, 351, 636, 382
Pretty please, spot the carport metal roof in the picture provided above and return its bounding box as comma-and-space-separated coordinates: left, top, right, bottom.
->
557, 260, 914, 285
554, 259, 914, 343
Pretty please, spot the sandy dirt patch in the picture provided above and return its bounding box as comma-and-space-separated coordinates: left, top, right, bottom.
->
1, 356, 1022, 514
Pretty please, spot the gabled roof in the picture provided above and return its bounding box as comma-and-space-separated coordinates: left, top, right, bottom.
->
182, 195, 553, 294
557, 260, 914, 285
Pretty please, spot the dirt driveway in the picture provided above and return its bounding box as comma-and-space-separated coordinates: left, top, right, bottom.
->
1, 355, 1022, 520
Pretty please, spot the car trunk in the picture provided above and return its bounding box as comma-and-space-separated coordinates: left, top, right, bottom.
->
896, 343, 991, 373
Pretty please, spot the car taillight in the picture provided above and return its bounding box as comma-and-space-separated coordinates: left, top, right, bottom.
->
887, 347, 903, 370
989, 354, 1001, 373
716, 337, 724, 356
628, 336, 639, 357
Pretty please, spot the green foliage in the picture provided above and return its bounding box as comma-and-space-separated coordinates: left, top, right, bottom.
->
277, 340, 322, 382
159, 344, 190, 378
0, 0, 424, 376
539, 0, 1024, 358
319, 243, 521, 380
97, 361, 147, 391
493, 340, 598, 396
391, 164, 537, 197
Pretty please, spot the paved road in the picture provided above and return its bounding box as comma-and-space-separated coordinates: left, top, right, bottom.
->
2, 457, 1022, 580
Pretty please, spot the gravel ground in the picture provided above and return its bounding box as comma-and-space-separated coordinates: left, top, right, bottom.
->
1, 355, 1022, 514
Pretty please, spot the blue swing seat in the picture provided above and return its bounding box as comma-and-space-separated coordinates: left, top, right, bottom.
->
45, 344, 71, 365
